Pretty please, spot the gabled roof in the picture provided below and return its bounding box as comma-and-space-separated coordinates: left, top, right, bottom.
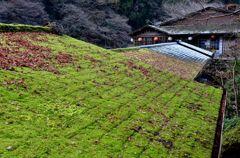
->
131, 6, 240, 36
157, 7, 239, 26
131, 23, 240, 36
157, 24, 240, 35
130, 25, 166, 36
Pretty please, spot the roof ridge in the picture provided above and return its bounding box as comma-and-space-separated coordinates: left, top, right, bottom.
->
157, 6, 235, 26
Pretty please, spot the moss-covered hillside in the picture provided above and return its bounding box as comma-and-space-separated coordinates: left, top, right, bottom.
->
222, 115, 240, 157
114, 48, 204, 80
0, 28, 223, 157
0, 23, 51, 33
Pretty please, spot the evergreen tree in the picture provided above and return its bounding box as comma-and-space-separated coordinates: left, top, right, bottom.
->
118, 0, 167, 29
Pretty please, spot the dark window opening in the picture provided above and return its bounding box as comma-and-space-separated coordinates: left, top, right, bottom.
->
197, 39, 220, 52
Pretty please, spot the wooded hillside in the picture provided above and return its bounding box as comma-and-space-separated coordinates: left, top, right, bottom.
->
0, 0, 238, 47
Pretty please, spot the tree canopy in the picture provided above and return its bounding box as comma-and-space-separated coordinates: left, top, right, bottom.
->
0, 0, 238, 47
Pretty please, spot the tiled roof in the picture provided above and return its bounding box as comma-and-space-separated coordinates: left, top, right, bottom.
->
156, 24, 240, 35
138, 42, 213, 63
131, 24, 240, 36
156, 7, 239, 26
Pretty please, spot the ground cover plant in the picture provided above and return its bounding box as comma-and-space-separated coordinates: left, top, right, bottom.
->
222, 117, 240, 157
0, 29, 223, 157
115, 48, 204, 80
0, 23, 51, 33
222, 61, 240, 157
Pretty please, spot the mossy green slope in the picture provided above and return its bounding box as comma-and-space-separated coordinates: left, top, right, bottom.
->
222, 118, 240, 157
0, 23, 51, 33
0, 32, 222, 158
114, 48, 203, 80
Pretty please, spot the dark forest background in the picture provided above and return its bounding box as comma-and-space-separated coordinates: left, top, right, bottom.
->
0, 0, 239, 48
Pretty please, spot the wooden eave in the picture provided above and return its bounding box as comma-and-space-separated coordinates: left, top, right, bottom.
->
130, 25, 169, 36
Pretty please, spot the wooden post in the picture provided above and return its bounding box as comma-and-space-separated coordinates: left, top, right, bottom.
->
211, 90, 227, 158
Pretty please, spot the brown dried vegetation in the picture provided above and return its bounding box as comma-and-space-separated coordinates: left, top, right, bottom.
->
123, 50, 204, 80
126, 61, 150, 77
0, 32, 73, 73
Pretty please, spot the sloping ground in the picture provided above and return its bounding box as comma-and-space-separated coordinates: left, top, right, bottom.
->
116, 48, 203, 80
0, 23, 51, 33
0, 30, 223, 157
222, 118, 240, 158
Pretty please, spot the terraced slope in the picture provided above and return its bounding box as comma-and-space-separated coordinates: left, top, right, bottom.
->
0, 31, 223, 157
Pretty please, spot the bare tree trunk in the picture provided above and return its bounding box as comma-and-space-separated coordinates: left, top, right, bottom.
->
232, 58, 239, 116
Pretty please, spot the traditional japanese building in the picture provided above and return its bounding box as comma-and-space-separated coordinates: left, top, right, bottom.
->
131, 4, 240, 58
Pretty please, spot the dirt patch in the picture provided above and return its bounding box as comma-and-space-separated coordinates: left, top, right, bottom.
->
131, 126, 142, 133
84, 55, 102, 63
156, 138, 173, 149
126, 61, 149, 77
56, 53, 73, 64
2, 79, 24, 85
144, 107, 170, 127
187, 103, 202, 112
2, 79, 27, 89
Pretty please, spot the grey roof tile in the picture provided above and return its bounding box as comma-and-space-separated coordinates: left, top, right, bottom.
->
138, 42, 213, 63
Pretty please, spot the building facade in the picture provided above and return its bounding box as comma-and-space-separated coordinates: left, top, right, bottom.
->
131, 5, 240, 58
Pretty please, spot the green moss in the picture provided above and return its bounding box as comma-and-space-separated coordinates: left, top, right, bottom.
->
0, 31, 223, 157
223, 118, 240, 147
0, 23, 52, 33
112, 47, 145, 53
